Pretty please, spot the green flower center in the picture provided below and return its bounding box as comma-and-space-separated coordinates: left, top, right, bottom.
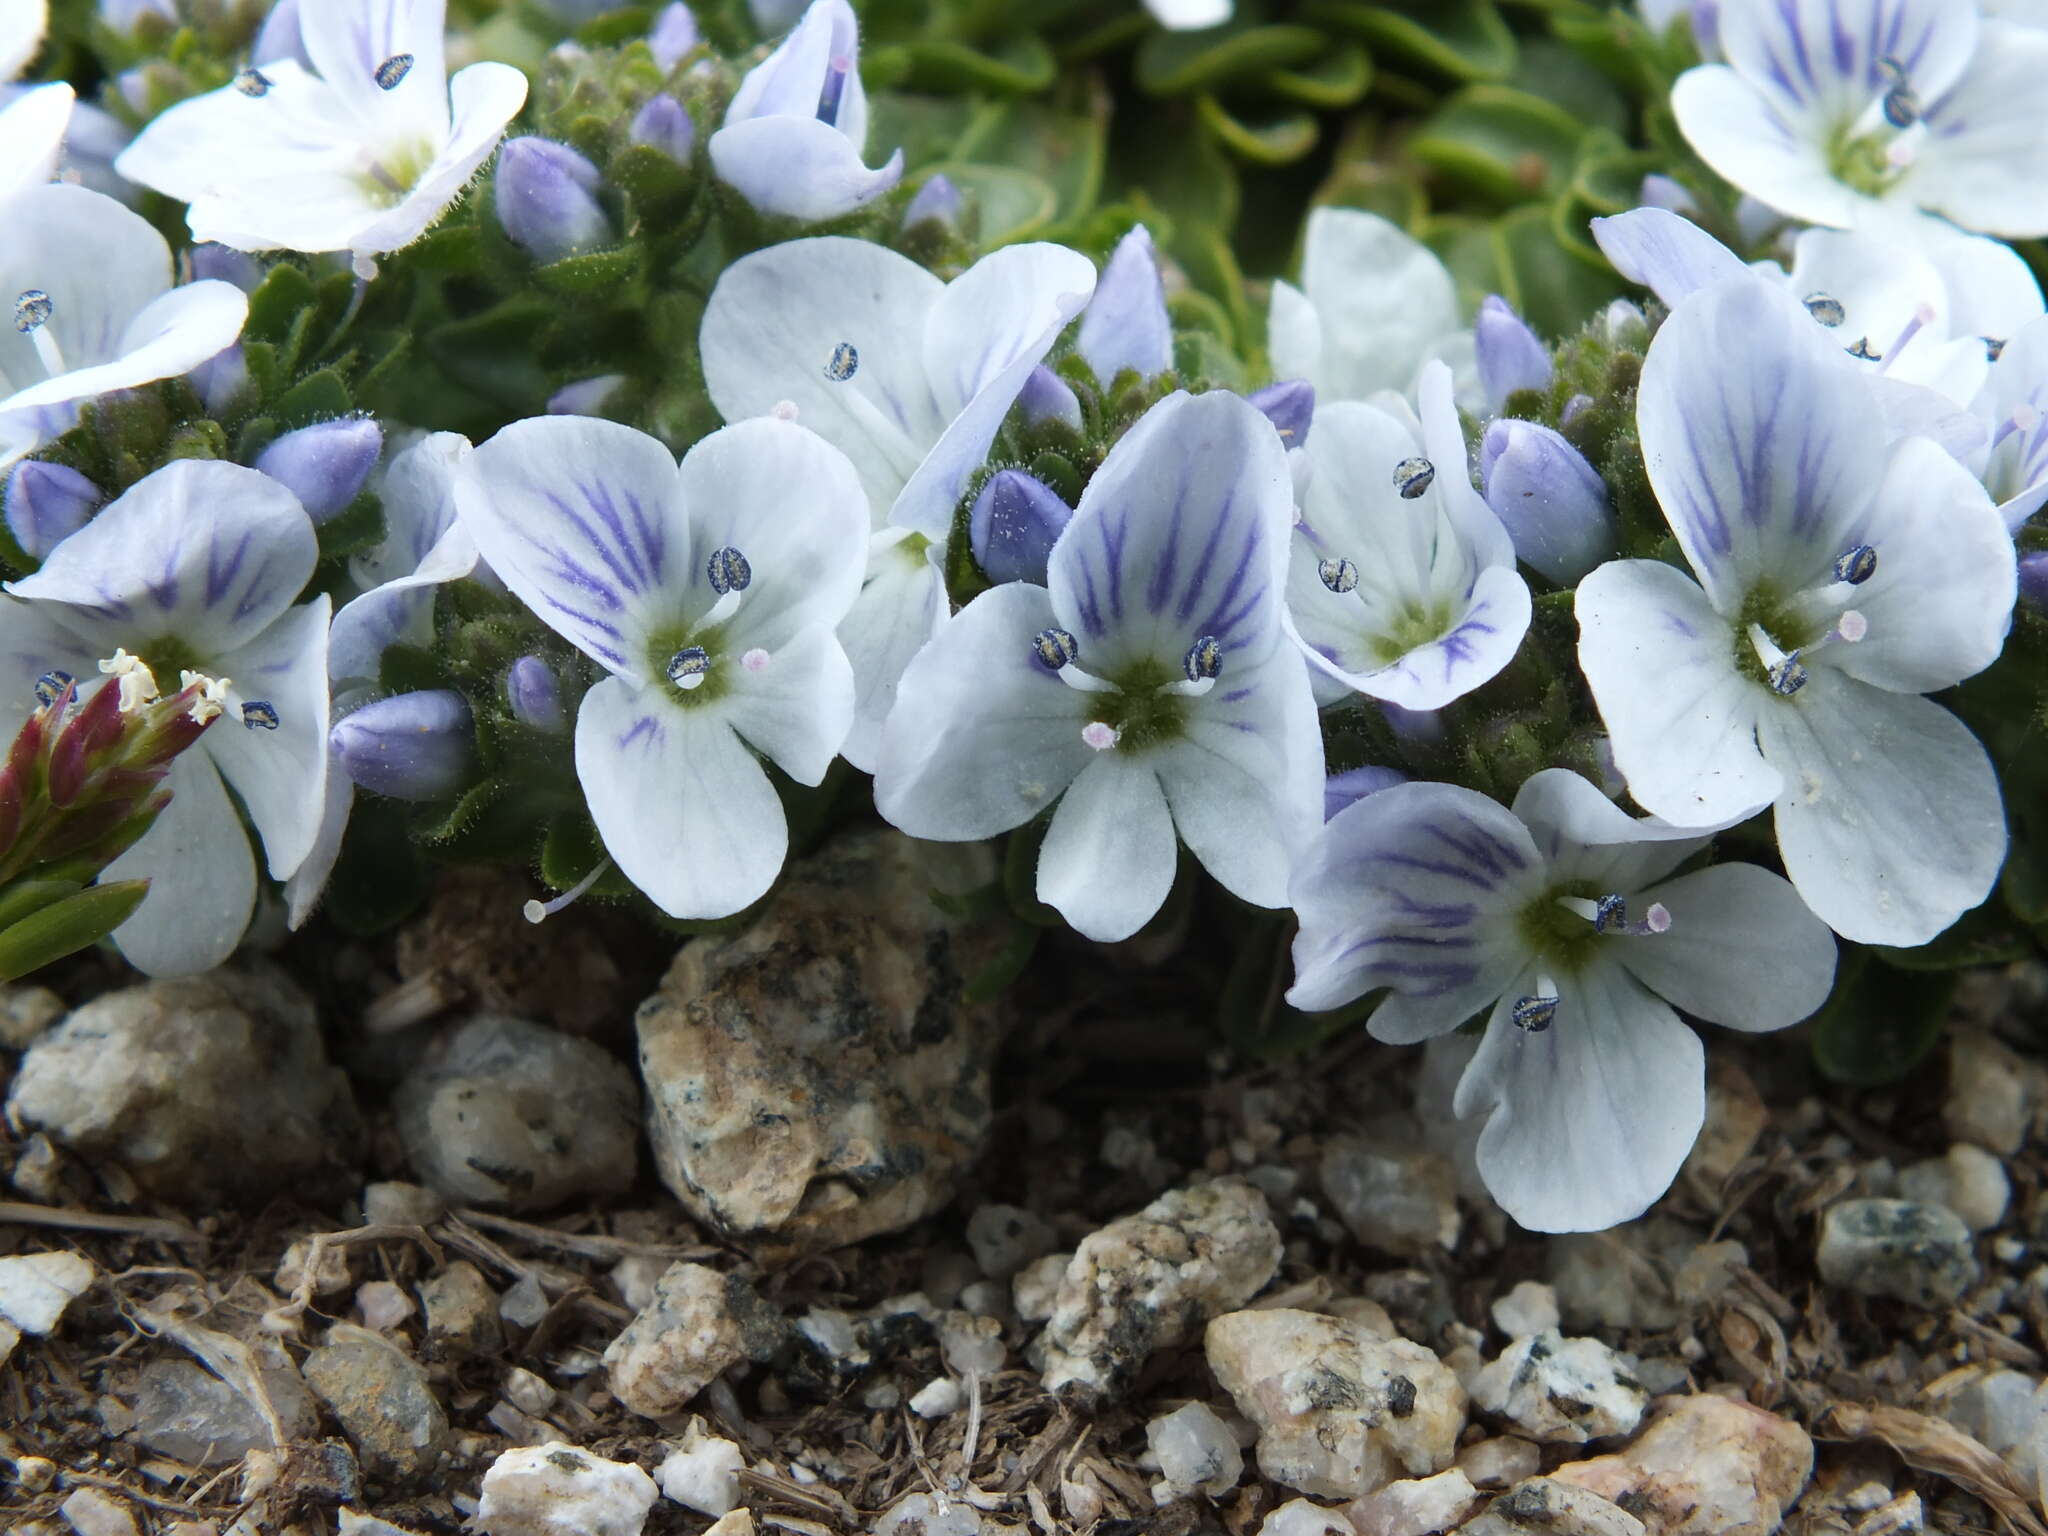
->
1086, 657, 1190, 754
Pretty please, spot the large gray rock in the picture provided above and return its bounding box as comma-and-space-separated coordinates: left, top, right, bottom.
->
394, 1014, 640, 1212
635, 830, 1004, 1254
4, 967, 361, 1204
302, 1325, 449, 1485
1816, 1198, 1980, 1308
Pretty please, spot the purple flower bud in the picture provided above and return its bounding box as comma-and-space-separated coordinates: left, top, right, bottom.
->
547, 374, 627, 417
650, 3, 701, 70
969, 470, 1072, 587
902, 173, 961, 232
1017, 364, 1082, 431
630, 95, 695, 162
2021, 552, 2048, 610
190, 343, 249, 415
1475, 296, 1552, 414
506, 656, 566, 732
1248, 379, 1314, 449
1077, 224, 1171, 389
1323, 765, 1407, 822
1638, 173, 1699, 217
1479, 418, 1617, 587
495, 137, 614, 265
187, 243, 266, 292
1559, 392, 1595, 427
4, 461, 102, 561
255, 418, 383, 524
330, 690, 475, 801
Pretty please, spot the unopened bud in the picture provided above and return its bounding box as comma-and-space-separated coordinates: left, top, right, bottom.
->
1475, 296, 1552, 413
1248, 379, 1314, 448
330, 690, 476, 801
1322, 765, 1406, 822
2020, 551, 2048, 611
4, 460, 102, 561
629, 94, 695, 162
902, 173, 961, 232
187, 243, 266, 292
1077, 224, 1171, 389
505, 656, 566, 732
255, 418, 383, 524
970, 470, 1073, 587
649, 3, 701, 71
1479, 418, 1617, 586
495, 137, 615, 265
1016, 364, 1082, 431
547, 374, 627, 417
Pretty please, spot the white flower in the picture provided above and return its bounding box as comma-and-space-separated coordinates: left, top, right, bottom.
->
1671, 0, 2048, 237
1972, 314, 2048, 530
1286, 770, 1836, 1232
453, 414, 869, 919
708, 0, 902, 224
0, 0, 45, 81
1146, 0, 1232, 32
114, 0, 528, 269
0, 460, 332, 975
1286, 363, 1532, 711
1, 182, 249, 468
0, 83, 72, 205
1576, 272, 2014, 946
1269, 207, 1480, 413
874, 390, 1323, 944
700, 236, 1096, 767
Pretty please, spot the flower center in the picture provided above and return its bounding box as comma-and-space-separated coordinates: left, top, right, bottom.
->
1732, 546, 1876, 697
1509, 884, 1674, 1029
1825, 56, 1926, 198
353, 137, 434, 208
1029, 627, 1218, 755
645, 545, 757, 706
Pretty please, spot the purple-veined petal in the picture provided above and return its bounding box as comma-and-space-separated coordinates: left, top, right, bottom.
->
330, 432, 478, 686
724, 622, 855, 786
1575, 558, 1783, 828
1590, 206, 1748, 309
1509, 766, 1719, 895
707, 116, 903, 224
101, 751, 257, 977
1076, 224, 1172, 389
575, 675, 789, 919
1036, 751, 1177, 943
1285, 780, 1541, 1027
1615, 862, 1837, 1030
726, 0, 839, 122
208, 595, 332, 879
455, 416, 685, 682
1266, 279, 1322, 394
0, 596, 93, 745
1670, 64, 1870, 228
297, 0, 451, 145
1755, 669, 2004, 946
1457, 960, 1704, 1233
9, 459, 317, 657
873, 580, 1094, 839
1918, 22, 2048, 238
1048, 390, 1293, 679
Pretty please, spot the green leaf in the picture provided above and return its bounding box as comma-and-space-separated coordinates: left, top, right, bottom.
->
272, 368, 355, 430
244, 262, 318, 346
1809, 949, 1956, 1088
1264, 43, 1374, 110
0, 880, 149, 981
424, 298, 558, 412
1135, 23, 1323, 96
1409, 85, 1589, 205
1194, 95, 1319, 166
1492, 203, 1624, 337
1303, 0, 1516, 82
873, 33, 1058, 95
953, 85, 1111, 226
0, 879, 84, 934
530, 243, 647, 298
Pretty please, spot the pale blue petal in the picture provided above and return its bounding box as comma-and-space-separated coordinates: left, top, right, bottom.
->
1077, 224, 1172, 389
707, 117, 902, 223
208, 596, 332, 880
1589, 207, 1747, 308
101, 752, 257, 977
1037, 752, 1178, 942
1615, 862, 1837, 1030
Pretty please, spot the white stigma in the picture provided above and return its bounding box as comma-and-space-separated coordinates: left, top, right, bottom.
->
741, 648, 771, 672
772, 400, 799, 421
99, 648, 160, 711
1081, 721, 1119, 751
1835, 609, 1868, 643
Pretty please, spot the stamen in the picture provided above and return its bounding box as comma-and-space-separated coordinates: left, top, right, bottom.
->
706, 545, 752, 595
1845, 336, 1881, 362
33, 671, 73, 707
1182, 635, 1222, 683
1032, 627, 1080, 671
523, 856, 614, 924
1511, 981, 1558, 1033
1832, 544, 1877, 585
180, 670, 232, 725
1803, 292, 1846, 328
1081, 721, 1119, 751
815, 57, 850, 123
240, 699, 281, 729
374, 54, 415, 90
1393, 456, 1435, 499
1318, 557, 1359, 594
1747, 623, 1808, 698
824, 342, 858, 382
1986, 337, 2007, 363
1594, 892, 1627, 933
235, 67, 272, 97
667, 646, 711, 690
98, 649, 159, 711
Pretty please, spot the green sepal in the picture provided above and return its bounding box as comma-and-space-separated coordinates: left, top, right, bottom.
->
272, 368, 356, 431
0, 879, 86, 934
1001, 819, 1065, 927
530, 243, 648, 298
0, 880, 150, 982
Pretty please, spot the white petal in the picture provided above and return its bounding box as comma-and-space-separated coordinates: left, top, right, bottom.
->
873, 580, 1092, 839
1460, 962, 1705, 1234
1297, 208, 1459, 401
700, 236, 947, 519
348, 61, 527, 256
675, 415, 870, 652
1037, 752, 1178, 942
298, 0, 451, 145
1756, 670, 2005, 946
721, 622, 853, 786
1345, 565, 1531, 712
0, 83, 71, 204
3, 279, 248, 419
10, 459, 317, 656
1509, 765, 1717, 894
1146, 0, 1231, 28
1637, 273, 1885, 608
837, 531, 948, 773
707, 116, 902, 224
0, 0, 46, 80
1918, 23, 2048, 238
1824, 435, 2015, 694
1153, 643, 1323, 911
101, 752, 257, 977
331, 432, 477, 685
1575, 559, 1783, 827
1285, 780, 1542, 1027
208, 596, 333, 880
1590, 206, 1747, 307
1918, 222, 2044, 338
1616, 862, 1837, 1029
575, 675, 789, 919
0, 184, 169, 393
1670, 64, 1872, 228
284, 766, 352, 929
0, 596, 94, 740
1266, 279, 1323, 394
1049, 390, 1294, 678
1718, 0, 1977, 112
456, 415, 685, 681
894, 241, 1097, 539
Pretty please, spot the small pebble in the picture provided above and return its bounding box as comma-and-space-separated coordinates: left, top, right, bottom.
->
502, 1367, 555, 1417
1817, 1199, 1980, 1308
355, 1279, 413, 1333
1258, 1500, 1352, 1536
361, 1181, 445, 1228
0, 1251, 94, 1335
1345, 1469, 1480, 1536
1490, 1281, 1560, 1339
1470, 1332, 1648, 1444
1457, 1437, 1541, 1489
875, 1493, 981, 1536
1012, 1253, 1067, 1321
910, 1377, 964, 1418
1897, 1145, 2010, 1233
657, 1421, 746, 1517
476, 1442, 658, 1536
1145, 1401, 1243, 1496
61, 1489, 138, 1536
965, 1204, 1056, 1278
